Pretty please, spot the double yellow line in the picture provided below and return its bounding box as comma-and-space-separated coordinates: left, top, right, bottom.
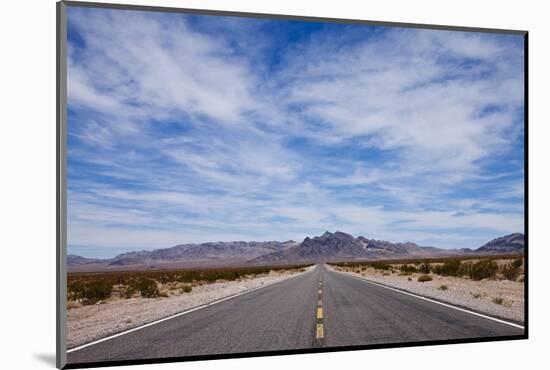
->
316, 276, 324, 339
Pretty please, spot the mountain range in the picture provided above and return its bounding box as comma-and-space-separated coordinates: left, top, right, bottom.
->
67, 232, 524, 271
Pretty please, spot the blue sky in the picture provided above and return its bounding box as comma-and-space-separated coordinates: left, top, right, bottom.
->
66, 7, 525, 258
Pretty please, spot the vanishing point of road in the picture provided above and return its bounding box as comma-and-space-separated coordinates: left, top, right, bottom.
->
67, 265, 524, 364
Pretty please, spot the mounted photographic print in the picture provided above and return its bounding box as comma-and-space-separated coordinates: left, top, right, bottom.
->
56, 1, 528, 368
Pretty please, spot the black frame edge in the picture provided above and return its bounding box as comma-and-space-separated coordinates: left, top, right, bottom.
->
523, 32, 529, 339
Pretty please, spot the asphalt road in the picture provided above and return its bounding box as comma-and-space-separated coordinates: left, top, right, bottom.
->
68, 265, 524, 364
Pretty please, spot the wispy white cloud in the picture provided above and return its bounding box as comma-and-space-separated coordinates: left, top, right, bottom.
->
281, 29, 522, 172
68, 9, 259, 124
66, 8, 524, 257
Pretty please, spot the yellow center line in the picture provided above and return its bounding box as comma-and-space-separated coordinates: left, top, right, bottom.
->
316, 324, 324, 339
316, 275, 325, 341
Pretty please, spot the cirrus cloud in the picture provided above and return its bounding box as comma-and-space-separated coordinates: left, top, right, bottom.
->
66, 7, 524, 258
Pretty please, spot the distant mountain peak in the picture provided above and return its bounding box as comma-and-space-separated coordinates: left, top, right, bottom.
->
476, 233, 525, 253
334, 231, 353, 237
251, 231, 445, 263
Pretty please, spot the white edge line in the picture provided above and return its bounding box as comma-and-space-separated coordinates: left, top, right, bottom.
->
334, 269, 524, 330
67, 266, 315, 353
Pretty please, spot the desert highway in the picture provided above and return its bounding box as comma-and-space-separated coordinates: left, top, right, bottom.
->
67, 265, 523, 364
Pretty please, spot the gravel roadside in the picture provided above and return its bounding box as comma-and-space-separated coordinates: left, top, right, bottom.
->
331, 265, 524, 323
